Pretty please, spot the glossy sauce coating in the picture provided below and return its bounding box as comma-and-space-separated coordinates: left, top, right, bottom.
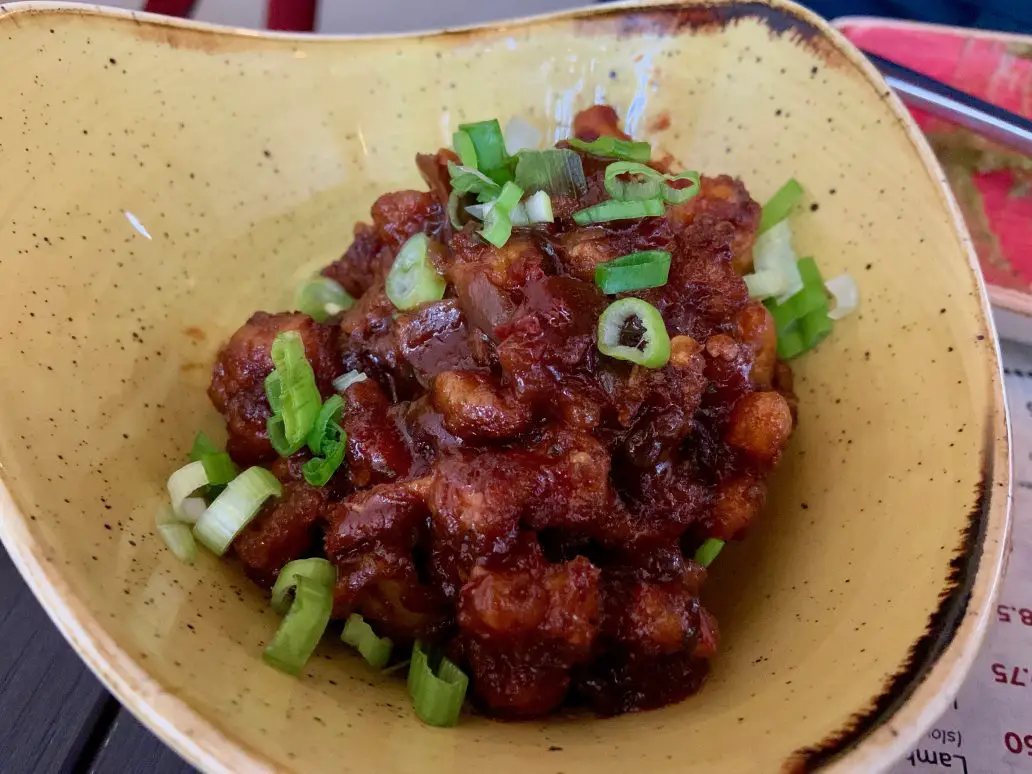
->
209, 106, 796, 718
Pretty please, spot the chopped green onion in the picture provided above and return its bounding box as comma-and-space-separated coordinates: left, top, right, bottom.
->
765, 256, 834, 359
747, 220, 802, 301
568, 135, 651, 162
513, 149, 586, 196
604, 162, 665, 200
332, 370, 368, 393
573, 198, 666, 225
189, 431, 219, 460
695, 538, 725, 567
295, 277, 354, 322
447, 189, 465, 230
594, 250, 671, 294
386, 233, 447, 311
263, 575, 333, 676
766, 281, 826, 331
458, 120, 510, 183
597, 297, 671, 368
510, 191, 554, 226
776, 326, 806, 360
302, 436, 346, 487
408, 641, 469, 727
503, 116, 542, 155
759, 178, 804, 234
479, 181, 524, 248
342, 613, 393, 669
193, 466, 282, 555
271, 558, 337, 615
800, 305, 833, 349
662, 170, 701, 204
156, 505, 197, 564
198, 452, 237, 487
825, 272, 859, 320
264, 331, 321, 456
179, 497, 207, 524
306, 395, 344, 455
448, 162, 500, 201
452, 130, 478, 168
167, 460, 210, 519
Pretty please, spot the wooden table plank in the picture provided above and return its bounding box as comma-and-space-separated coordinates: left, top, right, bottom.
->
0, 549, 112, 773
88, 709, 195, 774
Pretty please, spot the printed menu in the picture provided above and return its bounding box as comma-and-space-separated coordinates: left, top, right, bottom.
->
889, 340, 1032, 773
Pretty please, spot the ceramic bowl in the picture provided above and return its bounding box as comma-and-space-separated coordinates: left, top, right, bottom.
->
0, 1, 1010, 772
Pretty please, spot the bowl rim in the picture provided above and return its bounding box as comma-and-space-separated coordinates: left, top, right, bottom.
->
0, 1, 1011, 772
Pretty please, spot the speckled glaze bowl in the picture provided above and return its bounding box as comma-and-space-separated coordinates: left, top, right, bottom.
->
0, 1, 1010, 772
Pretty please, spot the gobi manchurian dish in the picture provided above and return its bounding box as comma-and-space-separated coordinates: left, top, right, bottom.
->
158, 105, 857, 726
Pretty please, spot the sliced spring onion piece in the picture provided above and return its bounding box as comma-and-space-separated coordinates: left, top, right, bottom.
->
332, 370, 368, 393
479, 181, 524, 248
408, 641, 469, 727
167, 460, 210, 519
759, 177, 804, 234
342, 613, 393, 669
509, 191, 554, 226
458, 120, 511, 183
263, 575, 333, 676
193, 466, 282, 555
465, 202, 491, 221
447, 189, 465, 230
271, 558, 337, 615
694, 538, 725, 568
663, 170, 701, 204
189, 431, 219, 461
567, 135, 651, 162
386, 233, 447, 311
179, 497, 208, 524
573, 197, 665, 225
800, 305, 833, 349
306, 395, 345, 455
513, 149, 586, 196
448, 162, 500, 200
825, 272, 858, 320
744, 270, 788, 300
776, 326, 806, 360
503, 116, 542, 155
452, 130, 478, 168
748, 220, 803, 302
597, 297, 671, 369
295, 277, 354, 322
604, 161, 665, 201
158, 522, 197, 564
198, 452, 237, 487
264, 331, 321, 456
595, 250, 671, 294
302, 435, 346, 487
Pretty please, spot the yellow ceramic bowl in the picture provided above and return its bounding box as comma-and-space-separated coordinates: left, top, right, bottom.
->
0, 1, 1011, 772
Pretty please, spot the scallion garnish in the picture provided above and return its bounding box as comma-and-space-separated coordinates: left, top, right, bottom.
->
513, 149, 586, 196
271, 558, 337, 614
264, 331, 322, 456
452, 130, 478, 168
458, 120, 511, 183
825, 272, 859, 320
263, 574, 333, 676
744, 220, 802, 302
568, 135, 652, 162
765, 257, 833, 360
509, 190, 554, 226
301, 395, 347, 487
332, 370, 368, 393
295, 277, 354, 322
502, 116, 542, 155
167, 460, 211, 519
408, 641, 469, 727
572, 197, 665, 225
479, 181, 524, 248
193, 466, 282, 555
594, 250, 671, 294
342, 613, 393, 669
597, 297, 671, 368
662, 170, 701, 204
189, 431, 219, 460
759, 177, 804, 234
156, 505, 197, 564
447, 162, 500, 202
695, 538, 725, 567
385, 233, 447, 311
604, 161, 665, 201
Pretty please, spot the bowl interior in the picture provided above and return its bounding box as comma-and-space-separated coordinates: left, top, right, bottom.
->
0, 2, 1007, 773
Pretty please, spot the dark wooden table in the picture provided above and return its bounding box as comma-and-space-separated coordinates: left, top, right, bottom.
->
0, 547, 194, 773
